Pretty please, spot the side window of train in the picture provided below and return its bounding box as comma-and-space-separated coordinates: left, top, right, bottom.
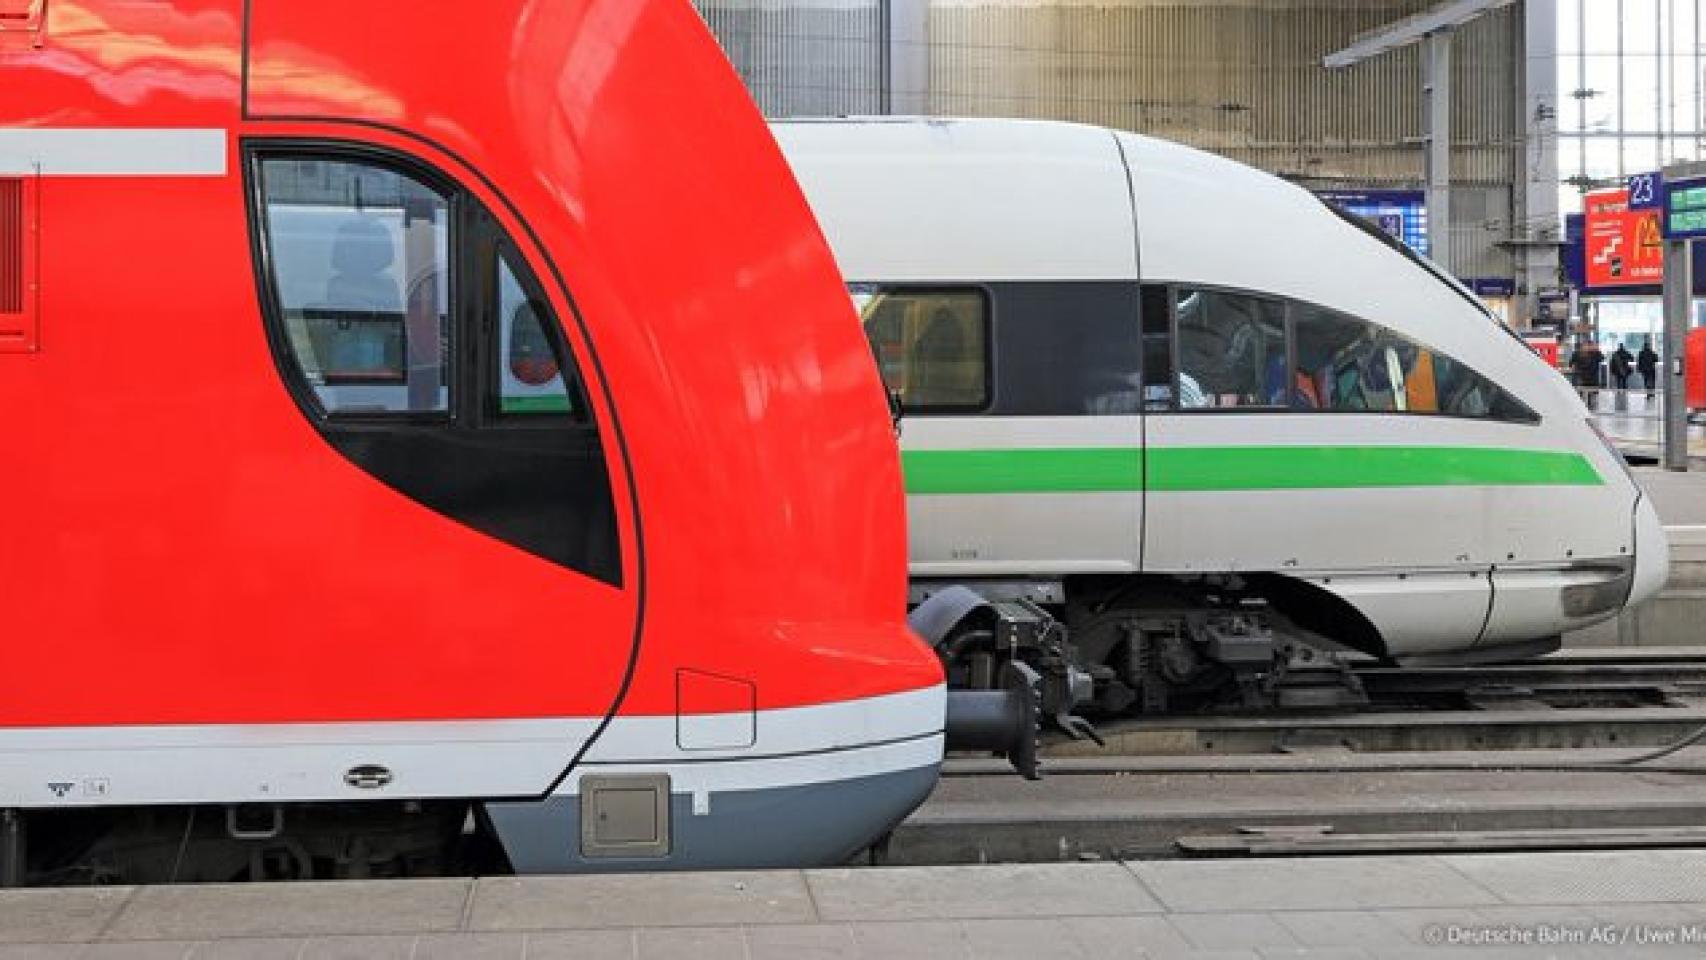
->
1290, 304, 1395, 412
852, 285, 989, 412
256, 157, 452, 416
1146, 282, 1538, 423
493, 246, 585, 419
1289, 302, 1537, 422
1174, 288, 1287, 409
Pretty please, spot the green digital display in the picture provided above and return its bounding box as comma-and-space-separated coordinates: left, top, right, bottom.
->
1672, 209, 1706, 234
1666, 178, 1706, 238
1671, 186, 1706, 212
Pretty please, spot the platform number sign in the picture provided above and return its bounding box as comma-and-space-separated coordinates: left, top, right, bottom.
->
1628, 172, 1662, 211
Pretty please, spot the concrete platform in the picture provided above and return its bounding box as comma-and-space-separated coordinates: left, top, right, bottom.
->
1630, 466, 1706, 528
1590, 394, 1706, 467
1564, 468, 1706, 646
7, 851, 1706, 957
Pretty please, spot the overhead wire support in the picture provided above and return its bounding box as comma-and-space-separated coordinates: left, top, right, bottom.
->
1322, 0, 1519, 69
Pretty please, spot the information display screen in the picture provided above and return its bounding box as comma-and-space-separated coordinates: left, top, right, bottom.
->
1665, 180, 1706, 239
1315, 189, 1429, 256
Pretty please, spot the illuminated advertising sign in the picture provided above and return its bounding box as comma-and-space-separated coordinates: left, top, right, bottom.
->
1584, 187, 1664, 287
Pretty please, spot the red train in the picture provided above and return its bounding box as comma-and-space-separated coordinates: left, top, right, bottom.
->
0, 0, 1046, 881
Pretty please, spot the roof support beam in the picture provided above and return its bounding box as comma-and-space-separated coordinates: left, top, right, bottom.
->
1424, 31, 1452, 271
1323, 0, 1516, 69
882, 0, 928, 115
1518, 0, 1562, 330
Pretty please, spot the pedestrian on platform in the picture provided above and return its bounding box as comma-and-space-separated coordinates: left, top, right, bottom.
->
1570, 339, 1603, 405
1639, 338, 1659, 399
1611, 343, 1634, 391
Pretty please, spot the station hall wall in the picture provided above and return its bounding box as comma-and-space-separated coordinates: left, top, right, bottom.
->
693, 0, 1525, 281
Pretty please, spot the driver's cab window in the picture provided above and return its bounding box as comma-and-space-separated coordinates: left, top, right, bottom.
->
258, 158, 450, 415
494, 248, 580, 418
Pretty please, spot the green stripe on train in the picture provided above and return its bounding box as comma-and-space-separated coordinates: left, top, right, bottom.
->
900, 446, 1602, 495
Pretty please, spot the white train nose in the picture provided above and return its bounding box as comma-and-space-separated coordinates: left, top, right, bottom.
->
1630, 495, 1671, 607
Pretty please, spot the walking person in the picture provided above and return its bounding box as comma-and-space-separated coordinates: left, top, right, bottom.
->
1611, 343, 1634, 389
1610, 342, 1634, 411
1571, 339, 1604, 407
1639, 338, 1659, 400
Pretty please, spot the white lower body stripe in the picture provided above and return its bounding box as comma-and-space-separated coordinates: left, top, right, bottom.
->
0, 685, 946, 807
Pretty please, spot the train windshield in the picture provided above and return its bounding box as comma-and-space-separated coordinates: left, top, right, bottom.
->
259, 159, 452, 415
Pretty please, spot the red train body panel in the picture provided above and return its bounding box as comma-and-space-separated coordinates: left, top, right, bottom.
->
0, 0, 944, 876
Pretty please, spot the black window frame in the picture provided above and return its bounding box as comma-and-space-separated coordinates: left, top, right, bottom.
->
1140, 283, 1174, 411
850, 282, 996, 416
1140, 280, 1542, 426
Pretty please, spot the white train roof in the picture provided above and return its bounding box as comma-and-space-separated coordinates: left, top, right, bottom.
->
771, 118, 1137, 282
773, 118, 1567, 416
1114, 131, 1477, 341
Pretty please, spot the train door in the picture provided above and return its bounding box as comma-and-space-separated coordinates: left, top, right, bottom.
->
864, 282, 1146, 583
241, 5, 639, 791
232, 136, 633, 796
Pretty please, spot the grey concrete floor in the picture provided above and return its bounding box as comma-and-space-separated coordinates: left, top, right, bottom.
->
1588, 392, 1706, 473
1564, 468, 1706, 645
1632, 466, 1706, 526
6, 851, 1706, 957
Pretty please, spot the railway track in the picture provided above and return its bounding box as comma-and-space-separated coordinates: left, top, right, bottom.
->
1047, 706, 1706, 757
1353, 655, 1706, 710
883, 651, 1706, 865
889, 750, 1706, 865
1036, 650, 1706, 757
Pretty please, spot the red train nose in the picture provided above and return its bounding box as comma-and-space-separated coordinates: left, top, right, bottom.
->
0, 0, 943, 877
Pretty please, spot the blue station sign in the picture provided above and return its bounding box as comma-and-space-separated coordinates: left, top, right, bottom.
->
1628, 171, 1663, 211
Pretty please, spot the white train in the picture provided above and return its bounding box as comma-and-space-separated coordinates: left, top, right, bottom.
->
775, 118, 1669, 712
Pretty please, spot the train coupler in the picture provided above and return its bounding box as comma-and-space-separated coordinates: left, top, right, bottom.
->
912, 586, 1101, 777
944, 662, 1042, 779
